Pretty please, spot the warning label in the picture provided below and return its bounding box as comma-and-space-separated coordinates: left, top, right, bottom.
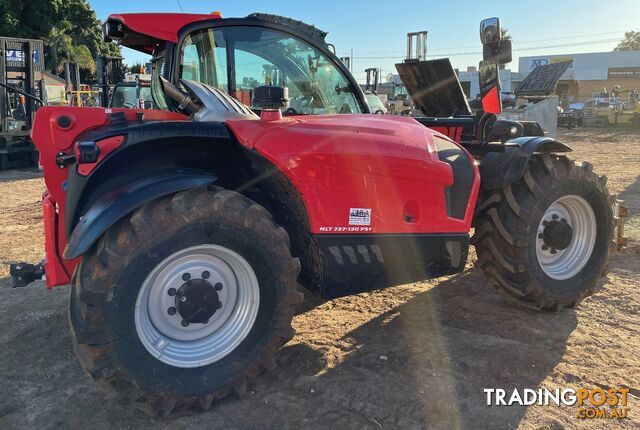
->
349, 208, 371, 226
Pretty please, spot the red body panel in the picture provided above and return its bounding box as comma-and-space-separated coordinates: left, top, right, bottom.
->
42, 192, 78, 287
31, 107, 187, 287
33, 107, 479, 287
227, 114, 480, 235
482, 86, 502, 114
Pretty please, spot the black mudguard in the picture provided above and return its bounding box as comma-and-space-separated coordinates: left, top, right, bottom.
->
64, 170, 217, 259
64, 120, 231, 238
480, 136, 572, 190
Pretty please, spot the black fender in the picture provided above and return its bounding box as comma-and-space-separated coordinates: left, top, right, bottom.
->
479, 136, 572, 190
63, 169, 217, 260
64, 120, 232, 238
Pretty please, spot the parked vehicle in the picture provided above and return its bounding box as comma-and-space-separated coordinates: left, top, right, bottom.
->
566, 99, 594, 126
501, 91, 516, 108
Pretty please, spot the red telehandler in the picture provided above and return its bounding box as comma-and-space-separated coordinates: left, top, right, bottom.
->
20, 12, 619, 415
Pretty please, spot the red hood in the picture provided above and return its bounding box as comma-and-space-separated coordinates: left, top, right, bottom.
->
226, 114, 450, 155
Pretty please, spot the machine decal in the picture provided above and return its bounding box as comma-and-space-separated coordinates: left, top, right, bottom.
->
318, 226, 372, 233
349, 208, 371, 226
430, 126, 463, 142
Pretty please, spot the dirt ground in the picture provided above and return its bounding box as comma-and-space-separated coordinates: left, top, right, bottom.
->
0, 128, 638, 430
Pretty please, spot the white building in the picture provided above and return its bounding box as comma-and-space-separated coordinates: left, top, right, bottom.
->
514, 50, 640, 104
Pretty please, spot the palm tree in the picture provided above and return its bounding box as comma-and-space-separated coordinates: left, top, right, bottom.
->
498, 28, 512, 68
45, 21, 95, 74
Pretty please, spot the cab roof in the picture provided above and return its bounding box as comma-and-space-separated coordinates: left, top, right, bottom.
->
104, 13, 218, 53
104, 12, 329, 54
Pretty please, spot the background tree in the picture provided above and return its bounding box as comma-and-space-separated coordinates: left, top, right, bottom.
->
614, 31, 640, 51
0, 0, 121, 81
45, 21, 95, 74
498, 28, 512, 68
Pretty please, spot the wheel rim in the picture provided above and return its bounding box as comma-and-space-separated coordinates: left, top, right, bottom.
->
135, 245, 260, 368
535, 195, 597, 280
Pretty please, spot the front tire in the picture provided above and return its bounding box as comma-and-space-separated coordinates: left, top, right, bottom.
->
69, 186, 302, 415
472, 154, 614, 311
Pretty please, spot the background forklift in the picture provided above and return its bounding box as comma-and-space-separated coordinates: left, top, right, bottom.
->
363, 67, 386, 114
592, 85, 640, 127
0, 37, 45, 170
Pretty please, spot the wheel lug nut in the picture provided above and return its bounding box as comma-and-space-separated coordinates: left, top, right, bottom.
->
167, 307, 176, 315
561, 218, 567, 223
552, 214, 559, 220
182, 273, 191, 281
550, 249, 557, 254
543, 220, 548, 226
181, 320, 189, 327
202, 271, 210, 279
542, 245, 549, 251
168, 288, 177, 297
218, 302, 223, 309
215, 282, 223, 291
180, 296, 187, 302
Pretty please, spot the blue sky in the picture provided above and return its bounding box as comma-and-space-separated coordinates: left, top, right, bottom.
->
89, 0, 640, 82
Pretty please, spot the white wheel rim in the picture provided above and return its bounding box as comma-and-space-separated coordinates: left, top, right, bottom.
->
135, 245, 260, 368
535, 195, 597, 280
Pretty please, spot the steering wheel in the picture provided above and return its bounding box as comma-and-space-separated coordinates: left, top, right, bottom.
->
122, 102, 136, 109
284, 107, 298, 116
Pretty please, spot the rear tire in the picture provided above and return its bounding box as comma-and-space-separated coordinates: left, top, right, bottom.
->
472, 154, 614, 311
69, 186, 302, 415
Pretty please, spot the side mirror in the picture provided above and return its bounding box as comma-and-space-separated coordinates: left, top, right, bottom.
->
480, 17, 501, 45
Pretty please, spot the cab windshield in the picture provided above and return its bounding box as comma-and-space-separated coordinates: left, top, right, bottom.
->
177, 26, 363, 115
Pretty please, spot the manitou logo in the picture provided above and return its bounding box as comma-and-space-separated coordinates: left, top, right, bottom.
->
431, 126, 463, 142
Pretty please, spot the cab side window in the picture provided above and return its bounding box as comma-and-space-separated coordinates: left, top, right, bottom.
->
180, 29, 228, 92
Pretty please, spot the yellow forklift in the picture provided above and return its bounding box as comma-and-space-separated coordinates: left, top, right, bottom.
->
593, 85, 640, 127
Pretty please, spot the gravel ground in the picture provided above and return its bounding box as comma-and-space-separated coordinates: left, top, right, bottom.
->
0, 127, 638, 430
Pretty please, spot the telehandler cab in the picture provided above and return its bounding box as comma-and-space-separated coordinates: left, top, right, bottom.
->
27, 12, 617, 415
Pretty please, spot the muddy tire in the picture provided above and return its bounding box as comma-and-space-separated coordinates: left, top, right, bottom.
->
472, 154, 614, 311
69, 186, 302, 416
